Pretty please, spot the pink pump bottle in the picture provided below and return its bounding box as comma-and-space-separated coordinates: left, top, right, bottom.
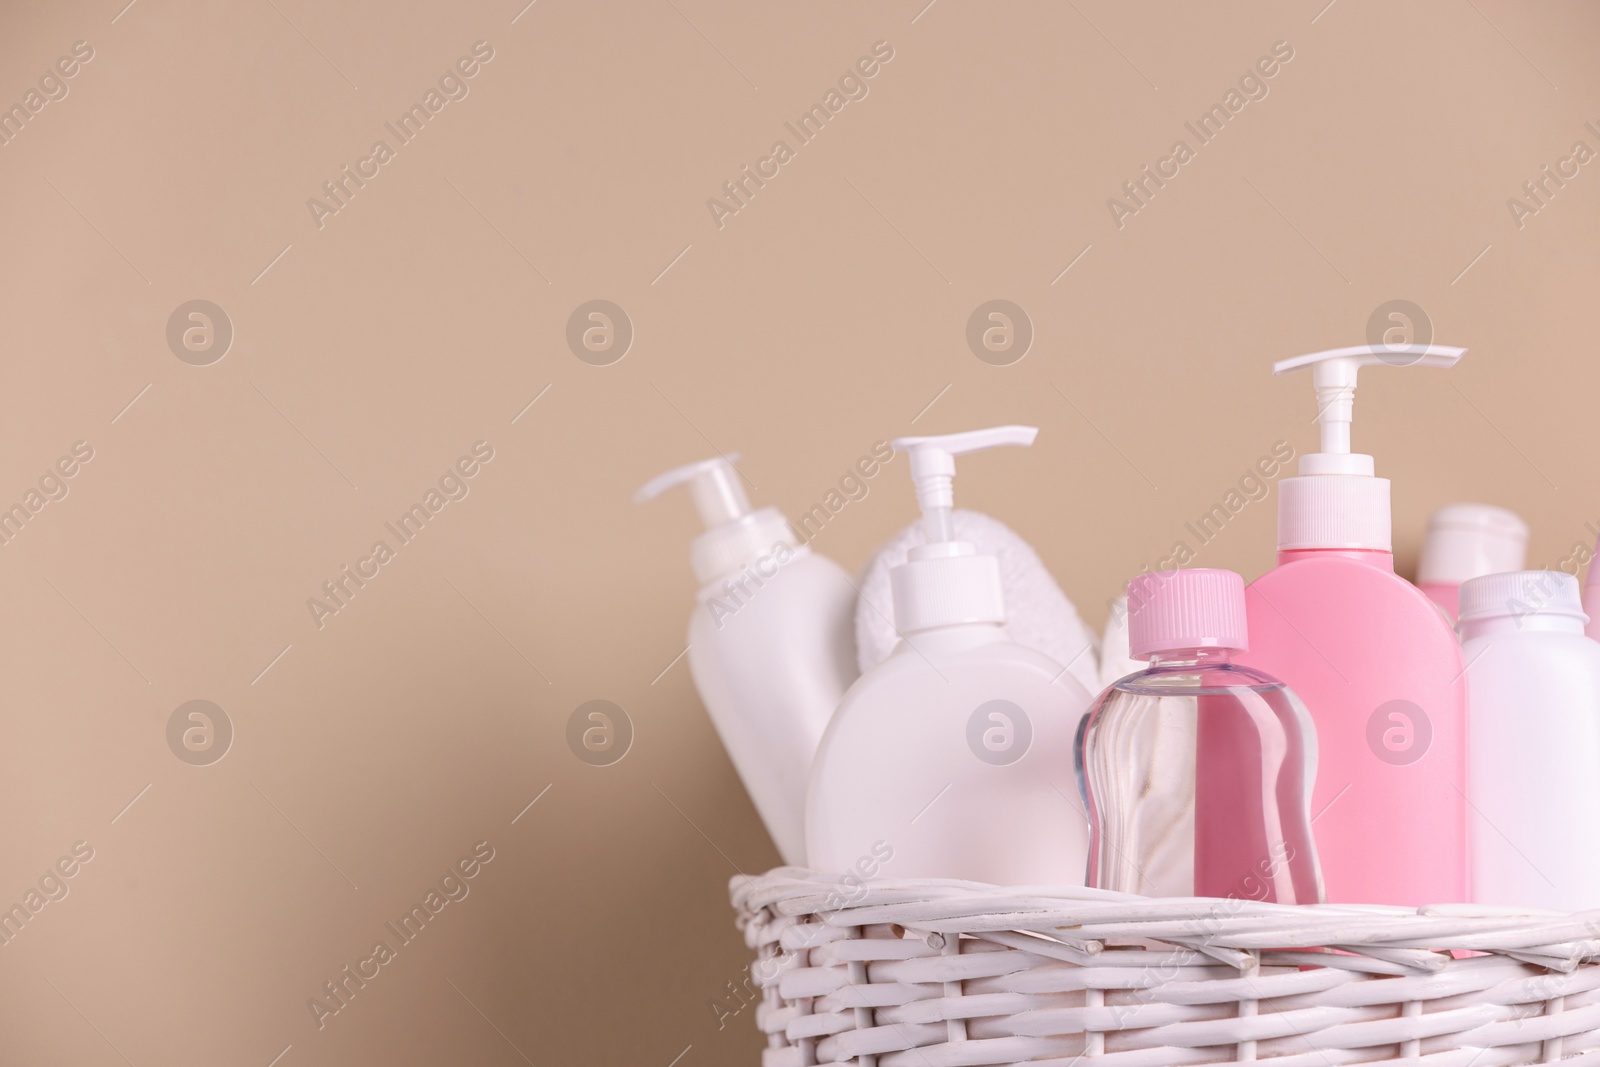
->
1235, 344, 1469, 906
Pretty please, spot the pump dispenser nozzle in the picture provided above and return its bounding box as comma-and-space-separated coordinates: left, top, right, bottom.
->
1274, 343, 1465, 551
887, 425, 1038, 633
893, 426, 1038, 547
636, 454, 798, 584
1275, 345, 1464, 474
634, 454, 753, 526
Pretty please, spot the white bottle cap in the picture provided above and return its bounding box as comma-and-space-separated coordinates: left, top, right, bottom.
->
635, 454, 797, 584
1274, 344, 1465, 551
1417, 503, 1529, 586
888, 426, 1036, 633
1458, 570, 1587, 624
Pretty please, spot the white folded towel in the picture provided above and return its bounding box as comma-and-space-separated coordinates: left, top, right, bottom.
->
1098, 594, 1146, 689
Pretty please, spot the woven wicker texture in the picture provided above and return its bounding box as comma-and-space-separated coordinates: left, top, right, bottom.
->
731, 870, 1600, 1066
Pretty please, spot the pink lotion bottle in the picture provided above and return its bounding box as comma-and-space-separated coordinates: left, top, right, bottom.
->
1236, 344, 1470, 906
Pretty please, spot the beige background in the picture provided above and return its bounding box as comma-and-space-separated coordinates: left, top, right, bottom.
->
1, 0, 1597, 1063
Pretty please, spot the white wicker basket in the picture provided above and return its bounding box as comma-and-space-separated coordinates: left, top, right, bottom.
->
731, 869, 1600, 1066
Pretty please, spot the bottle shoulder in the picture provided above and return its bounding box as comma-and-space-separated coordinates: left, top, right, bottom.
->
813, 636, 1092, 810
1255, 552, 1409, 590
1461, 629, 1600, 669
690, 556, 854, 627
1242, 554, 1467, 685
1254, 554, 1437, 606
1248, 556, 1459, 637
1108, 660, 1289, 697
835, 638, 1091, 717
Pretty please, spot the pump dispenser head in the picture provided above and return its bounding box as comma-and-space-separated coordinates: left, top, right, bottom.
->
1273, 344, 1464, 551
887, 425, 1037, 633
636, 454, 797, 584
636, 454, 753, 527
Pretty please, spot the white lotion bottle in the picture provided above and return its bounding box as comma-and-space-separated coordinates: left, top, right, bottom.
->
1460, 571, 1600, 910
806, 426, 1094, 884
1416, 503, 1528, 621
1585, 533, 1600, 644
637, 455, 857, 866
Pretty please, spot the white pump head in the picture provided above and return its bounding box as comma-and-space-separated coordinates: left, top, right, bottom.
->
893, 425, 1038, 543
887, 425, 1038, 633
635, 454, 754, 527
1274, 343, 1465, 551
636, 454, 797, 584
1275, 344, 1464, 473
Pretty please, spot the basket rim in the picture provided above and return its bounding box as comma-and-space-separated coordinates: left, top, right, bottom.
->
734, 867, 1600, 973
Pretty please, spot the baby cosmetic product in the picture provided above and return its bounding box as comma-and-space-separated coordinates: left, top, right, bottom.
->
1417, 504, 1529, 620
1585, 535, 1600, 644
637, 454, 857, 866
855, 508, 1101, 696
1460, 571, 1600, 911
806, 426, 1095, 884
1236, 344, 1469, 906
1082, 569, 1322, 902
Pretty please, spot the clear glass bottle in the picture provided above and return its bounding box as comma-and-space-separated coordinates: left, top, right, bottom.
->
1081, 569, 1323, 903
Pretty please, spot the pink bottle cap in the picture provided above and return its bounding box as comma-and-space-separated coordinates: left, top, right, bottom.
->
1126, 569, 1248, 660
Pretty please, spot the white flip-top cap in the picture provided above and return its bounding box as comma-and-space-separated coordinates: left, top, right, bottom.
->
887, 426, 1036, 633
1418, 503, 1529, 586
1458, 570, 1587, 625
635, 454, 797, 584
1274, 344, 1465, 551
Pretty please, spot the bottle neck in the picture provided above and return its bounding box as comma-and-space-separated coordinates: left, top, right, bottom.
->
695, 542, 808, 599
1459, 613, 1586, 640
890, 552, 1006, 633
1145, 647, 1237, 669
1277, 547, 1394, 570
689, 507, 799, 585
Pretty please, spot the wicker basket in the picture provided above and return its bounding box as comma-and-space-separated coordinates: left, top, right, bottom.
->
731, 869, 1600, 1066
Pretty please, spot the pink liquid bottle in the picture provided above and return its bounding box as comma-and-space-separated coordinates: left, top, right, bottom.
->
1081, 568, 1323, 903
1237, 344, 1469, 905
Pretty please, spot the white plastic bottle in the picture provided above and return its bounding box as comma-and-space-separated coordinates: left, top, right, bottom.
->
1416, 503, 1528, 621
1585, 534, 1600, 644
1460, 570, 1600, 910
637, 455, 857, 866
806, 426, 1094, 884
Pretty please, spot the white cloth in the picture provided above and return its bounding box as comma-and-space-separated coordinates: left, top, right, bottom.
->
1098, 594, 1147, 689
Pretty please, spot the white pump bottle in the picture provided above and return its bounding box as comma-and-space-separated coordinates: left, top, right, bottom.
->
805, 427, 1095, 884
637, 455, 857, 867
